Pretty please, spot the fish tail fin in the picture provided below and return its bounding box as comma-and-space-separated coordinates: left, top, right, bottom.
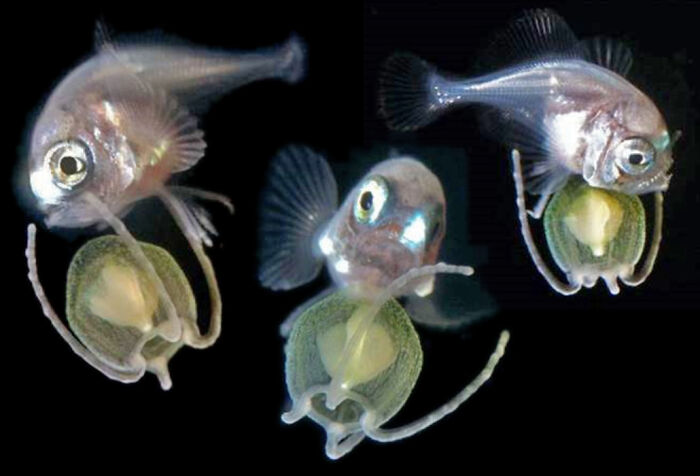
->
379, 52, 448, 131
275, 34, 307, 84
259, 145, 338, 291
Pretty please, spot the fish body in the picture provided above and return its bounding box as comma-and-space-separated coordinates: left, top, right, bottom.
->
24, 30, 306, 384
259, 146, 446, 298
380, 9, 676, 196
319, 158, 446, 295
29, 33, 305, 228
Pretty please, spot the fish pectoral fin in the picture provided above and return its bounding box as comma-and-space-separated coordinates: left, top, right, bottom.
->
122, 86, 206, 174
479, 108, 572, 195
258, 145, 338, 291
518, 148, 572, 196
578, 36, 634, 77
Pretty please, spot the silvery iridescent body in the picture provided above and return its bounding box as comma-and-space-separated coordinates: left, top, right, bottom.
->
24, 31, 305, 385
380, 9, 679, 199
380, 9, 677, 295
30, 35, 304, 226
431, 58, 672, 195
259, 146, 446, 300
258, 148, 509, 457
317, 158, 446, 296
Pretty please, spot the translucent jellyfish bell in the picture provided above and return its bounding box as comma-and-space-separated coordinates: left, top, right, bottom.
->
282, 263, 510, 459
511, 150, 662, 295
27, 228, 200, 390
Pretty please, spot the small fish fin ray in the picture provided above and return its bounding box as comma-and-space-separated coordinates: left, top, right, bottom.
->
119, 85, 206, 174
479, 106, 571, 195
94, 19, 115, 52
93, 37, 204, 165
259, 145, 338, 290
167, 187, 232, 247
379, 52, 446, 131
97, 28, 200, 54
579, 36, 633, 77
476, 9, 583, 71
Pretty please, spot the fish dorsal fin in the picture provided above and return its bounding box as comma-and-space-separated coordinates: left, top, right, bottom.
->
94, 20, 114, 52
118, 83, 206, 174
579, 36, 634, 77
479, 9, 583, 70
259, 145, 339, 291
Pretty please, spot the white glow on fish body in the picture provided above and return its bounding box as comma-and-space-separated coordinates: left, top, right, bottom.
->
24, 29, 306, 388
400, 212, 427, 250
380, 9, 680, 196
259, 146, 447, 298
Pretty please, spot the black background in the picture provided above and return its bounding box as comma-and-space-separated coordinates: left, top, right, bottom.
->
6, 1, 699, 470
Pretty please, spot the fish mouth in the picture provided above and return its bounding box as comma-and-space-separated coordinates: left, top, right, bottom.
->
615, 166, 671, 194
42, 198, 101, 229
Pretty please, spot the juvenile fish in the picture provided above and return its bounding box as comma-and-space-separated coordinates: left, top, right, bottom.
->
24, 28, 305, 384
380, 9, 679, 198
29, 31, 305, 228
258, 145, 447, 299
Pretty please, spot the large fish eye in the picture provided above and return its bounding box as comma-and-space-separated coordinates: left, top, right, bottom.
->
354, 175, 389, 224
614, 137, 655, 175
46, 139, 92, 190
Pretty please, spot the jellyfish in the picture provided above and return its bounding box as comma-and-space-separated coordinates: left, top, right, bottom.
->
282, 263, 510, 459
26, 230, 203, 390
511, 149, 663, 295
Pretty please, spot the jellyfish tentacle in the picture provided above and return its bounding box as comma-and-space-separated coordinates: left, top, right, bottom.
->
512, 149, 581, 295
281, 384, 326, 424
362, 329, 510, 442
621, 191, 663, 286
83, 193, 183, 343
327, 263, 475, 408
157, 187, 222, 349
528, 192, 551, 219
327, 431, 365, 460
26, 224, 145, 383
386, 262, 474, 298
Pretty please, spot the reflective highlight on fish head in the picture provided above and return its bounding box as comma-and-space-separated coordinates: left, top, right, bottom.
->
28, 95, 137, 228
585, 100, 674, 195
319, 158, 446, 296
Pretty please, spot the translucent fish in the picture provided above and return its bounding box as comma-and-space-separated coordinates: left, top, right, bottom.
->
282, 263, 510, 459
258, 145, 447, 300
25, 28, 306, 372
379, 9, 681, 197
511, 149, 661, 295
27, 231, 201, 389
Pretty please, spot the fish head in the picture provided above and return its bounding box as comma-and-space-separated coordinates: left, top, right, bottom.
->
321, 158, 446, 297
585, 99, 674, 195
28, 94, 138, 228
